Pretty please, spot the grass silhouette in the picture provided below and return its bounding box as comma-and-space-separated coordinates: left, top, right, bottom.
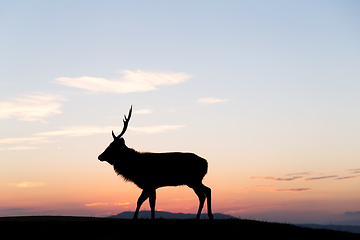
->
1, 216, 359, 240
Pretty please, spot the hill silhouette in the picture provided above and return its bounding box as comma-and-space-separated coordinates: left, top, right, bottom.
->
0, 215, 359, 240
111, 211, 360, 233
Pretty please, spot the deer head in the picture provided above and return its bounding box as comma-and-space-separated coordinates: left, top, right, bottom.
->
98, 106, 132, 163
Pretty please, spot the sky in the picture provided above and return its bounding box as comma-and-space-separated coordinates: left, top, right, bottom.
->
0, 0, 360, 224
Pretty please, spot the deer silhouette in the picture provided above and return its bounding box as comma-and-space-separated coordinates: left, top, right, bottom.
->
98, 106, 213, 220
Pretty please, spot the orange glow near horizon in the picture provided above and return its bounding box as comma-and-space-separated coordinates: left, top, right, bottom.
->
1, 141, 360, 223
1, 161, 360, 223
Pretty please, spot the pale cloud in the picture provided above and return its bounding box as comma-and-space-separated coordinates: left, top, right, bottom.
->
85, 202, 108, 207
237, 185, 311, 194
0, 137, 47, 144
0, 137, 47, 151
0, 125, 185, 149
252, 172, 359, 182
36, 126, 118, 137
303, 175, 338, 181
336, 175, 360, 180
348, 168, 360, 174
274, 188, 311, 193
250, 176, 302, 181
15, 182, 46, 188
285, 172, 312, 176
197, 98, 229, 104
129, 125, 185, 134
36, 125, 185, 137
114, 202, 130, 205
251, 175, 337, 182
0, 93, 66, 122
0, 146, 39, 151
54, 70, 191, 94
134, 109, 153, 115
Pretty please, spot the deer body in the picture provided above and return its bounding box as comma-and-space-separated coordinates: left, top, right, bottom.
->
113, 150, 208, 189
98, 106, 213, 220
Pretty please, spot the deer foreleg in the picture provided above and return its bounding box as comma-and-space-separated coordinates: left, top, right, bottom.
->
193, 187, 205, 220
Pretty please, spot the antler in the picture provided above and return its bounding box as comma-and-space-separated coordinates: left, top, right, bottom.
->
112, 106, 132, 139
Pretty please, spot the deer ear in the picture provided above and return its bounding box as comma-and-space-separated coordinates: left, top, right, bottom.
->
120, 138, 125, 144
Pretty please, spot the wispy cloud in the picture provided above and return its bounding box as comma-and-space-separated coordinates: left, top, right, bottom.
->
14, 182, 46, 188
237, 185, 311, 194
0, 146, 39, 151
348, 168, 360, 174
250, 176, 302, 181
36, 126, 118, 137
0, 137, 47, 144
285, 172, 312, 176
0, 137, 47, 151
0, 93, 65, 122
134, 109, 153, 115
0, 124, 185, 151
336, 175, 360, 180
197, 98, 229, 104
129, 125, 185, 134
252, 170, 360, 183
36, 125, 185, 137
303, 175, 338, 181
274, 188, 311, 193
85, 202, 108, 207
54, 70, 191, 94
114, 202, 130, 206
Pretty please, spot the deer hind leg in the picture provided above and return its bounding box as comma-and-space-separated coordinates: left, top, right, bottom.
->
133, 190, 150, 220
190, 183, 213, 220
149, 189, 156, 220
203, 184, 213, 220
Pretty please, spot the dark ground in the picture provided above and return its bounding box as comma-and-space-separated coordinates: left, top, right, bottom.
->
0, 216, 359, 240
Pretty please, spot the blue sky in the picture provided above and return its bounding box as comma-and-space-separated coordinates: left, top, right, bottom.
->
0, 0, 360, 223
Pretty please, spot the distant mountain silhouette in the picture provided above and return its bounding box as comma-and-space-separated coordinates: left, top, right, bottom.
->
330, 219, 360, 226
109, 210, 235, 219
297, 224, 360, 234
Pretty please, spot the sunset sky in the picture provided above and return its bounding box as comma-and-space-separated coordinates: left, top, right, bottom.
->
1, 1, 360, 224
